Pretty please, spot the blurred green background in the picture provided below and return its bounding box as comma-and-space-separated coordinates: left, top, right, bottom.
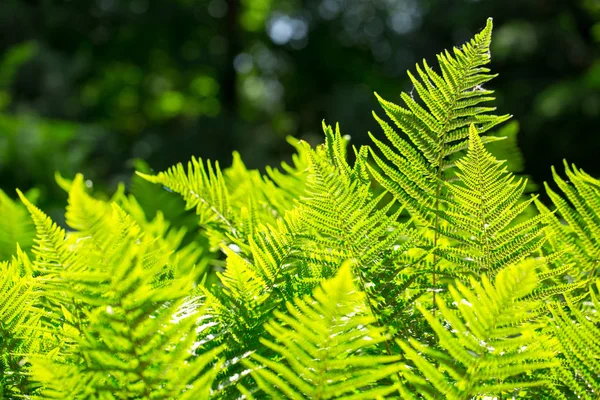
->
0, 0, 598, 211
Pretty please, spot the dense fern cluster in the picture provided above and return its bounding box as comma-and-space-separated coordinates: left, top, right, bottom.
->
2, 18, 599, 399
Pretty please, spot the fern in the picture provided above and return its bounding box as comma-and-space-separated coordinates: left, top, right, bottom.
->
242, 262, 405, 399
0, 249, 45, 398
2, 15, 600, 400
368, 18, 510, 302
369, 18, 509, 225
435, 125, 547, 278
541, 162, 600, 280
23, 200, 220, 399
399, 259, 560, 399
295, 122, 430, 335
549, 283, 600, 399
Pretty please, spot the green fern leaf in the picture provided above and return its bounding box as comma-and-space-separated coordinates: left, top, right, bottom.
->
28, 204, 221, 399
296, 122, 428, 333
549, 283, 600, 399
435, 125, 547, 277
369, 17, 510, 226
0, 250, 45, 398
400, 259, 559, 399
544, 161, 600, 280
243, 262, 405, 399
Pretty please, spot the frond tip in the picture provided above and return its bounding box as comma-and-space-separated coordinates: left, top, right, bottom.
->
436, 125, 547, 277
369, 16, 510, 224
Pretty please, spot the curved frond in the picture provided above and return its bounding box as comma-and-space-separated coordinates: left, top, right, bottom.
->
16, 189, 74, 277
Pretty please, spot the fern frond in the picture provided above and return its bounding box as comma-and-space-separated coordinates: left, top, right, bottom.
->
296, 123, 426, 325
139, 139, 310, 254
549, 284, 600, 399
400, 259, 559, 399
16, 189, 74, 277
369, 17, 510, 225
0, 250, 46, 398
544, 161, 600, 280
29, 204, 222, 399
435, 125, 546, 277
242, 262, 405, 399
137, 157, 235, 240
198, 215, 306, 397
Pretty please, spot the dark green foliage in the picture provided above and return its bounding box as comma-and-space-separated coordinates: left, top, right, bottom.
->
0, 189, 35, 261
0, 18, 598, 400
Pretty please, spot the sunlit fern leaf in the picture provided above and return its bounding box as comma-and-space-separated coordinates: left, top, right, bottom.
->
129, 159, 201, 228
242, 262, 406, 399
296, 122, 428, 333
369, 17, 510, 225
201, 216, 305, 398
0, 250, 45, 398
544, 161, 600, 279
0, 189, 36, 261
217, 246, 269, 320
549, 283, 600, 399
28, 203, 223, 399
533, 199, 594, 297
399, 259, 559, 399
435, 125, 547, 277
138, 140, 309, 254
62, 173, 207, 280
16, 189, 80, 304
245, 215, 303, 300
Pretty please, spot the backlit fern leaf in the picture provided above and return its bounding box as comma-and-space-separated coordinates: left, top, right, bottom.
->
198, 215, 306, 397
0, 250, 45, 398
138, 157, 235, 244
543, 162, 600, 280
242, 262, 405, 399
17, 189, 74, 278
549, 283, 600, 399
297, 122, 428, 331
436, 126, 547, 277
27, 203, 222, 399
369, 17, 510, 225
399, 259, 559, 399
217, 246, 270, 327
